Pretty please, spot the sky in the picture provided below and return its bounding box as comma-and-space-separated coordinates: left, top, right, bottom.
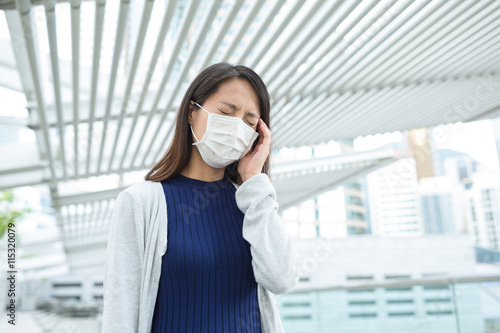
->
432, 120, 499, 171
352, 119, 499, 172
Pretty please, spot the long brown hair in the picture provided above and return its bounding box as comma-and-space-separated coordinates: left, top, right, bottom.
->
144, 62, 271, 185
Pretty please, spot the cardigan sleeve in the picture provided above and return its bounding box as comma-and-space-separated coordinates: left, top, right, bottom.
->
235, 173, 302, 294
102, 190, 145, 333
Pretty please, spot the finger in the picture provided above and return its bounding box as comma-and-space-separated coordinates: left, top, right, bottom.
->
256, 131, 264, 147
260, 118, 270, 136
256, 119, 264, 143
260, 119, 271, 147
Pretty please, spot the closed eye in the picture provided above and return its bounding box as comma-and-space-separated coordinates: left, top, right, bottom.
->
219, 109, 255, 127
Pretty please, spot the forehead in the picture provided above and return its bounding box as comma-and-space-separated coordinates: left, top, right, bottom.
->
214, 78, 260, 115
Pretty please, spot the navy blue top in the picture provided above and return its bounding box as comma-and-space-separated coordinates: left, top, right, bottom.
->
151, 173, 261, 333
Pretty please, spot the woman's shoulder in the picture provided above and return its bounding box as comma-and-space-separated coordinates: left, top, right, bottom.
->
119, 180, 163, 204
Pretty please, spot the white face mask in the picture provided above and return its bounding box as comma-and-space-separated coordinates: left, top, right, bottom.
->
190, 101, 260, 168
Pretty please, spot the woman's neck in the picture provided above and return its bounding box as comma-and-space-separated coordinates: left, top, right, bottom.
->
181, 147, 226, 182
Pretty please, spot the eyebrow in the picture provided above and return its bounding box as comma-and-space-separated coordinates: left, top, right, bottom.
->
220, 101, 260, 119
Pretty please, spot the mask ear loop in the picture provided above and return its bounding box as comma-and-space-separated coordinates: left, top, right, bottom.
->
193, 101, 209, 114
190, 124, 200, 143
190, 101, 204, 143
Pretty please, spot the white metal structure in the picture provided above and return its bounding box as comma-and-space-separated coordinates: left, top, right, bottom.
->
0, 0, 499, 274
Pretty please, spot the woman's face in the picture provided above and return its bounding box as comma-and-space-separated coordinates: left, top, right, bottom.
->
188, 78, 261, 142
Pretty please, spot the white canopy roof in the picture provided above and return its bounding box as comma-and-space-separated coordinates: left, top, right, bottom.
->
1, 0, 498, 274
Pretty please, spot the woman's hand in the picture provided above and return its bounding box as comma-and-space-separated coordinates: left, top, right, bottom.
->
238, 118, 271, 183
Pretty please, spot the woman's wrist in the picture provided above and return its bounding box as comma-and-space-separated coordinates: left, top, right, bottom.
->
241, 173, 259, 183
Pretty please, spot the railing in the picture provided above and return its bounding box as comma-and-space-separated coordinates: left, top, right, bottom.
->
10, 274, 500, 332
278, 274, 500, 333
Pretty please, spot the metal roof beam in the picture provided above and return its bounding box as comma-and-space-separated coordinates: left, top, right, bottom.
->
257, 0, 325, 80
105, 0, 154, 175
44, 0, 68, 179
149, 0, 225, 168
402, 5, 500, 82
84, 0, 107, 176
310, 0, 436, 97
95, 0, 129, 174
233, 0, 286, 65
53, 187, 122, 206
272, 0, 386, 101
248, 0, 304, 70
344, 0, 495, 92
129, 0, 200, 168
278, 157, 398, 211
10, 0, 57, 183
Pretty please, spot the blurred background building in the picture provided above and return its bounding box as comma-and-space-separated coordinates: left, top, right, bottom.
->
0, 0, 499, 332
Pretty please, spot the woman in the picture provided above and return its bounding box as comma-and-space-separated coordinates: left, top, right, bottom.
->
102, 62, 302, 333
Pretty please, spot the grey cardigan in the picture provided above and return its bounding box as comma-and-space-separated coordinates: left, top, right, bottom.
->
102, 173, 302, 333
